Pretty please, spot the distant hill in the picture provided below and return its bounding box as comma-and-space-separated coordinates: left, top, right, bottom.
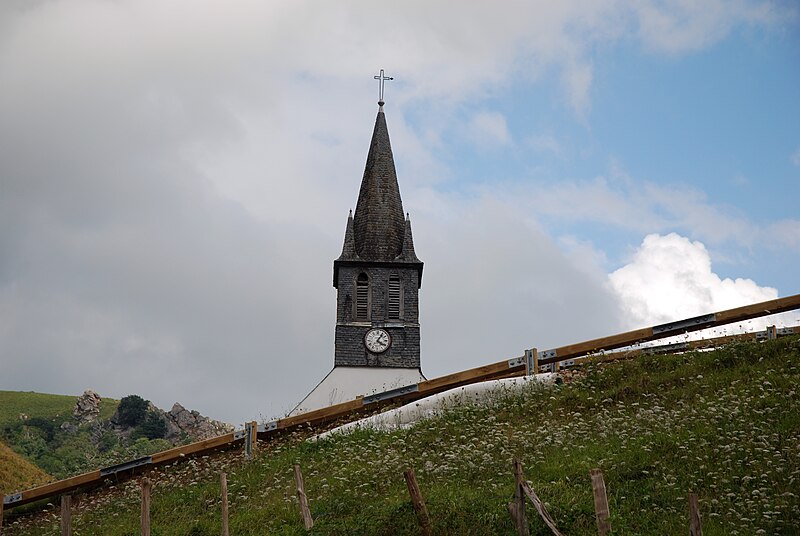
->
0, 390, 230, 485
0, 390, 119, 427
0, 390, 143, 481
0, 440, 51, 494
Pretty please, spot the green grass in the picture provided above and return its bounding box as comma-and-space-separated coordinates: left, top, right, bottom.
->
0, 391, 148, 482
0, 391, 119, 427
4, 337, 800, 535
0, 440, 51, 493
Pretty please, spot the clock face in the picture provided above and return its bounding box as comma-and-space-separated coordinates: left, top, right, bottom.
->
364, 328, 391, 354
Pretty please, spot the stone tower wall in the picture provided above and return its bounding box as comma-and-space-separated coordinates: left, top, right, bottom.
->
334, 265, 420, 367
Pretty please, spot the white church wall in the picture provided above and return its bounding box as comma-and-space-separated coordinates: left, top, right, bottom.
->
312, 374, 556, 439
289, 366, 426, 416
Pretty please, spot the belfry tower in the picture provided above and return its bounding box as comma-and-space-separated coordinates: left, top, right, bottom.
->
291, 89, 425, 415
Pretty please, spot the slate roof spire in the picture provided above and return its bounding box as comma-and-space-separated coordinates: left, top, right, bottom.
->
334, 105, 423, 288
351, 107, 407, 262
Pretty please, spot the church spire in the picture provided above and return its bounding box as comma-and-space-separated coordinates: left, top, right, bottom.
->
333, 103, 423, 289
352, 107, 406, 261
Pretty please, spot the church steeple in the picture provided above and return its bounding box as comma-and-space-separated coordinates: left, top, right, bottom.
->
290, 90, 426, 416
352, 108, 407, 262
331, 100, 423, 371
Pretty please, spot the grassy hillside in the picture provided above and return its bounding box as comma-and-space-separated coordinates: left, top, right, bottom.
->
0, 440, 51, 494
4, 337, 800, 535
0, 390, 119, 426
0, 391, 174, 481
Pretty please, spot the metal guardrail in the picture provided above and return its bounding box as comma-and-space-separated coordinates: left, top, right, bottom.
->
4, 293, 800, 509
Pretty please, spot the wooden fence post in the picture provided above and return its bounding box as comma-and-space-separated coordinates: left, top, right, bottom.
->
60, 495, 72, 536
507, 459, 530, 536
221, 473, 229, 536
403, 468, 432, 536
141, 478, 151, 536
293, 464, 314, 530
590, 469, 610, 536
519, 481, 565, 536
1, 489, 4, 535
689, 492, 703, 536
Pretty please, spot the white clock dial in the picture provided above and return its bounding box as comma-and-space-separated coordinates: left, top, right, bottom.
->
364, 328, 391, 354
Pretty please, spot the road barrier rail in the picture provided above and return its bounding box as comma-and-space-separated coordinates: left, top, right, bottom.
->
4, 293, 800, 509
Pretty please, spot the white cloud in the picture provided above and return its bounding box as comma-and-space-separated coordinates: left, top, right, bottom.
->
506, 172, 800, 254
632, 0, 786, 54
417, 194, 626, 372
466, 111, 512, 148
563, 59, 593, 116
526, 134, 563, 156
608, 233, 786, 329
791, 146, 800, 167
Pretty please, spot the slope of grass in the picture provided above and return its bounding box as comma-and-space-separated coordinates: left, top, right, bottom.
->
0, 390, 119, 426
0, 440, 51, 494
0, 391, 148, 480
4, 337, 800, 535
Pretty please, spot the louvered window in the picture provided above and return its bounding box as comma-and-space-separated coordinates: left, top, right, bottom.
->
388, 274, 401, 319
355, 273, 369, 320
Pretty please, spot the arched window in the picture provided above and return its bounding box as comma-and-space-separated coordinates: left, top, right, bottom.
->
355, 273, 369, 320
388, 273, 401, 319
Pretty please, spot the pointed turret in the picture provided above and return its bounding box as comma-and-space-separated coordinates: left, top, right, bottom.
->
336, 210, 358, 262
397, 213, 421, 263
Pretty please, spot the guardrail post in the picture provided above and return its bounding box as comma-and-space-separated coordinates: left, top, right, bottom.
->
767, 325, 777, 340
524, 349, 539, 375
590, 469, 610, 536
60, 495, 72, 536
221, 473, 229, 536
141, 478, 151, 536
404, 468, 432, 536
244, 422, 253, 459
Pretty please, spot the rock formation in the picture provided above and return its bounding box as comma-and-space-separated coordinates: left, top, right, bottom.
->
73, 389, 101, 424
161, 403, 233, 441
86, 390, 233, 444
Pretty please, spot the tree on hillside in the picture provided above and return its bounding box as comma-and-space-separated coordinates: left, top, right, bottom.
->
133, 410, 168, 440
117, 395, 149, 427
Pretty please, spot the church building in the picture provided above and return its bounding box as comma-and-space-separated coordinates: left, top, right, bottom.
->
290, 94, 425, 415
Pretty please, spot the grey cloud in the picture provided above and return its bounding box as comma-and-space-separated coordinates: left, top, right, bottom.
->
0, 0, 784, 424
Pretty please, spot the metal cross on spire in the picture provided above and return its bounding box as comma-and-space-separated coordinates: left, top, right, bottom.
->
374, 69, 393, 106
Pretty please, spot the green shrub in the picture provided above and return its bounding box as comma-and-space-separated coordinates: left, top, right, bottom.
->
133, 411, 167, 440
117, 395, 149, 427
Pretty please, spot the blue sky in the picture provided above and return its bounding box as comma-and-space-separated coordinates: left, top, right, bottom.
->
1, 1, 798, 423
407, 23, 799, 287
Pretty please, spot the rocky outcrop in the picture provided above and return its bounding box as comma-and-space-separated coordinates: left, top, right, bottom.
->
73, 389, 102, 424
161, 403, 233, 442
82, 390, 233, 444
